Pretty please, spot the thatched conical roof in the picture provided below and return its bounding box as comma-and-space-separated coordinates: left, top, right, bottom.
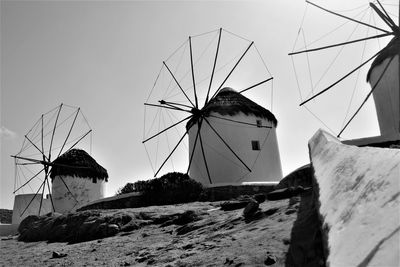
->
367, 37, 400, 82
50, 149, 108, 181
187, 87, 277, 129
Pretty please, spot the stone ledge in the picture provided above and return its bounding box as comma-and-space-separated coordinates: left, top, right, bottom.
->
309, 129, 400, 266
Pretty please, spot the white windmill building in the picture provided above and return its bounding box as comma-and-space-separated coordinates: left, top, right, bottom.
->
345, 37, 400, 147
367, 37, 400, 140
143, 28, 283, 187
289, 2, 400, 148
187, 87, 283, 185
50, 149, 108, 213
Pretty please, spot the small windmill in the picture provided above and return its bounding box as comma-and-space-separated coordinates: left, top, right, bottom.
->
11, 104, 93, 222
143, 28, 283, 185
290, 0, 399, 142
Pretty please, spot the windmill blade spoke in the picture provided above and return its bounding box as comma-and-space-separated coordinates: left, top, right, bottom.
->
187, 119, 202, 174
306, 0, 391, 33
144, 103, 192, 113
13, 166, 45, 194
239, 77, 274, 94
143, 115, 192, 144
49, 104, 63, 161
211, 41, 254, 100
198, 125, 212, 184
16, 162, 41, 166
20, 180, 45, 217
63, 129, 93, 155
57, 108, 80, 158
45, 174, 55, 212
203, 117, 251, 172
24, 135, 49, 161
288, 33, 393, 56
370, 2, 398, 31
154, 131, 188, 177
159, 101, 191, 112
38, 173, 47, 215
338, 54, 395, 137
300, 49, 381, 106
163, 61, 195, 107
161, 101, 193, 110
57, 176, 79, 204
12, 155, 44, 164
208, 114, 272, 128
205, 28, 222, 105
189, 36, 199, 108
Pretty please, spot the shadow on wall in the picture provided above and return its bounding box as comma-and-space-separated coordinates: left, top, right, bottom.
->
284, 165, 326, 267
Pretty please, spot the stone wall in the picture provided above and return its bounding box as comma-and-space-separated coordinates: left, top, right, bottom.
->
78, 185, 277, 211
309, 129, 400, 266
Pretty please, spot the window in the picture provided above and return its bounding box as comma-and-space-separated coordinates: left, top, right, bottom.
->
92, 177, 97, 183
256, 120, 262, 128
251, 140, 260, 151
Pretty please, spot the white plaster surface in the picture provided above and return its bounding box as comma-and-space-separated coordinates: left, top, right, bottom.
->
309, 129, 400, 267
11, 194, 52, 224
52, 175, 105, 214
370, 54, 399, 135
188, 112, 283, 185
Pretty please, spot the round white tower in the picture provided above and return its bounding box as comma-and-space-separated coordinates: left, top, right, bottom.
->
50, 149, 108, 213
367, 37, 400, 138
187, 88, 283, 186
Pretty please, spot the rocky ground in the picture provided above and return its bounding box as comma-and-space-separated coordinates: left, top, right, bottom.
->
0, 195, 312, 267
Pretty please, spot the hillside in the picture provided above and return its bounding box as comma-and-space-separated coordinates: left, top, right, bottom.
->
0, 191, 324, 267
0, 209, 12, 224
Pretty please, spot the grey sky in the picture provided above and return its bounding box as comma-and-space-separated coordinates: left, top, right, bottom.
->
1, 0, 392, 209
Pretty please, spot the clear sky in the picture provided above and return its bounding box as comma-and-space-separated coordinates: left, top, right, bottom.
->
1, 0, 396, 209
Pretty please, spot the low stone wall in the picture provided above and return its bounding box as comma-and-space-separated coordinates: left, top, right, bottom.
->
77, 192, 144, 211
309, 129, 400, 266
204, 184, 277, 202
78, 184, 278, 211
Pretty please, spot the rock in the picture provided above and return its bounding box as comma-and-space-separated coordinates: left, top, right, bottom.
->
106, 224, 120, 236
172, 210, 199, 225
176, 223, 202, 235
253, 193, 266, 203
51, 251, 67, 259
121, 220, 140, 232
266, 186, 311, 201
243, 200, 259, 220
264, 208, 279, 217
220, 201, 249, 211
18, 215, 40, 234
275, 164, 312, 190
224, 257, 234, 265
285, 209, 297, 215
264, 255, 276, 265
181, 243, 194, 250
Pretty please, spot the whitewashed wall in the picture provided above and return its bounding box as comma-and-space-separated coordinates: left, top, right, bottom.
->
52, 176, 105, 213
12, 194, 52, 224
309, 129, 400, 266
370, 54, 399, 136
188, 112, 282, 185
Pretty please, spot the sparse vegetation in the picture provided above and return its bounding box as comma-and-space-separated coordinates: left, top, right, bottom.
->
116, 172, 204, 206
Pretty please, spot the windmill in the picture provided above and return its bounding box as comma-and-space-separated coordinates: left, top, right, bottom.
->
11, 104, 96, 223
143, 28, 283, 185
290, 0, 400, 145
